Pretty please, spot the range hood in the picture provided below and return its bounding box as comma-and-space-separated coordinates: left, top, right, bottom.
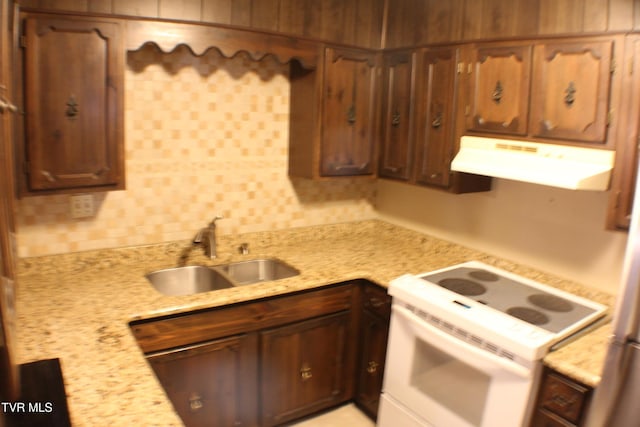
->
451, 136, 615, 191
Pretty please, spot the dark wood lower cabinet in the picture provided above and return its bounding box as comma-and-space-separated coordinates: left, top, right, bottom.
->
261, 312, 351, 426
355, 283, 391, 419
529, 368, 593, 427
147, 334, 258, 427
356, 310, 389, 418
132, 281, 388, 427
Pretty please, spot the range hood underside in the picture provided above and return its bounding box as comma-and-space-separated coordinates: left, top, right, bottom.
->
451, 136, 616, 191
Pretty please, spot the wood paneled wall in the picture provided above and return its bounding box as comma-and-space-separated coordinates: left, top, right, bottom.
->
18, 0, 640, 49
16, 0, 385, 48
385, 0, 640, 48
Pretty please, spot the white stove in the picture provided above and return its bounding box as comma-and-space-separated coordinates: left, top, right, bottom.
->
389, 261, 608, 362
379, 261, 609, 427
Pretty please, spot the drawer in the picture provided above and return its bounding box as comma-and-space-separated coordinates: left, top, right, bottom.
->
362, 283, 391, 319
539, 372, 591, 425
531, 409, 575, 427
131, 283, 354, 353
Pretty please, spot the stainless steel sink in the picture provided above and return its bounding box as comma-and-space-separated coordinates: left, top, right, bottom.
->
216, 258, 299, 286
146, 266, 234, 296
146, 259, 299, 296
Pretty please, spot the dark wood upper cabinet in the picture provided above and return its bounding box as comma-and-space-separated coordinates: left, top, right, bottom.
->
378, 50, 415, 181
320, 47, 378, 177
466, 36, 622, 148
289, 46, 379, 179
21, 14, 124, 194
414, 46, 460, 188
607, 35, 640, 231
467, 43, 532, 136
530, 39, 617, 144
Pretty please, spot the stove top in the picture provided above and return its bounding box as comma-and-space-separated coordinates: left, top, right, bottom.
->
389, 261, 608, 361
420, 265, 598, 333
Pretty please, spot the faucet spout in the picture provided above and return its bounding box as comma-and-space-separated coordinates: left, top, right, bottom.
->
193, 215, 224, 259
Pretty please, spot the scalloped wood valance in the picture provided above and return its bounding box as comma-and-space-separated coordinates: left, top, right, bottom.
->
125, 20, 319, 69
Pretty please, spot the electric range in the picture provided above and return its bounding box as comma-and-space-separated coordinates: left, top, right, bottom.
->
389, 260, 608, 362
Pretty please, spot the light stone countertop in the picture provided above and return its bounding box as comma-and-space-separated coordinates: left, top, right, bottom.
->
14, 220, 616, 425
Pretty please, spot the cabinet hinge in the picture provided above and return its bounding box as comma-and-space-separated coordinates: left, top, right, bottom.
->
467, 63, 473, 74
611, 59, 616, 74
465, 105, 470, 116
457, 62, 464, 74
608, 110, 613, 126
19, 35, 26, 48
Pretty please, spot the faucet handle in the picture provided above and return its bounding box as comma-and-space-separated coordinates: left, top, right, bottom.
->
210, 215, 224, 226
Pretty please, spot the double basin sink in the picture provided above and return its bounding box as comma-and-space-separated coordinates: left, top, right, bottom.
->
146, 258, 299, 296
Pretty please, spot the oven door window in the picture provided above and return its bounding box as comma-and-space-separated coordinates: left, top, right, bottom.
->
411, 339, 490, 425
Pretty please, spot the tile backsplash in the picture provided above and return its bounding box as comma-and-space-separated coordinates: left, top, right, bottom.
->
15, 45, 376, 257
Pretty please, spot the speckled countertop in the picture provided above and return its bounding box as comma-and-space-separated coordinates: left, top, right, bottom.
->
14, 220, 616, 426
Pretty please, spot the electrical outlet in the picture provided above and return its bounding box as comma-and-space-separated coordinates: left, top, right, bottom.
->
69, 194, 94, 219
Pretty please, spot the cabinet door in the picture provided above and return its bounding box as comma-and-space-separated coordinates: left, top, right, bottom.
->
0, 0, 19, 403
260, 311, 351, 426
468, 44, 532, 135
530, 40, 615, 144
414, 47, 459, 188
22, 15, 124, 191
608, 36, 640, 230
147, 334, 258, 427
321, 47, 378, 176
356, 310, 389, 419
378, 51, 415, 180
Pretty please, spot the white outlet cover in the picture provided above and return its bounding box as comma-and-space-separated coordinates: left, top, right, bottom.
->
69, 194, 94, 219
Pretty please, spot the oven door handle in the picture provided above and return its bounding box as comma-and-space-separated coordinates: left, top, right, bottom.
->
393, 304, 533, 379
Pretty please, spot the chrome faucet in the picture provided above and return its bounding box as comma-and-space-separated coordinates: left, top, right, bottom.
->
193, 216, 224, 259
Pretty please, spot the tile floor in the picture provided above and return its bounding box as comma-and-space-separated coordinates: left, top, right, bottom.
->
288, 403, 375, 427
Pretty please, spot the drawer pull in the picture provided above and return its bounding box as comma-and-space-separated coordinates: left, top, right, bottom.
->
368, 297, 386, 308
189, 392, 203, 412
367, 361, 379, 374
300, 364, 312, 381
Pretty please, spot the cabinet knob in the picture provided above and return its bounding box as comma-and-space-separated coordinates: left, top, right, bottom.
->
492, 80, 503, 104
347, 105, 356, 124
391, 110, 401, 127
0, 98, 17, 114
188, 392, 203, 412
300, 364, 312, 381
564, 81, 576, 107
367, 361, 379, 374
432, 113, 442, 128
65, 95, 79, 119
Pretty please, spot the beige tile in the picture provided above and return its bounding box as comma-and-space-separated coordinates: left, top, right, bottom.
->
15, 44, 377, 257
288, 404, 375, 427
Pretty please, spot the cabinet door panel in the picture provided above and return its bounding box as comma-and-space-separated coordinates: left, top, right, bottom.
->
530, 40, 614, 143
261, 312, 350, 426
607, 36, 640, 230
379, 51, 414, 180
23, 15, 123, 191
356, 310, 389, 418
148, 334, 258, 427
321, 48, 377, 176
414, 47, 458, 187
468, 44, 532, 135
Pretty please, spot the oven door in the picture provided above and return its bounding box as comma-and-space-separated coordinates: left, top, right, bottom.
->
379, 304, 541, 427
